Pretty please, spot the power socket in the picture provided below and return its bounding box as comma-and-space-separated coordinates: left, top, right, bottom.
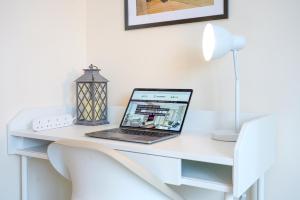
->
32, 114, 74, 132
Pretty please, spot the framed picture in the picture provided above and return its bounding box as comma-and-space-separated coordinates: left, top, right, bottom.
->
125, 0, 228, 30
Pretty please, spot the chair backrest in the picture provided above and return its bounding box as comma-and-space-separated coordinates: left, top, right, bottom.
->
47, 139, 184, 200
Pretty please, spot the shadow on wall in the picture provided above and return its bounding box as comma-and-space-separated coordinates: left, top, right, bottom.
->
62, 69, 82, 106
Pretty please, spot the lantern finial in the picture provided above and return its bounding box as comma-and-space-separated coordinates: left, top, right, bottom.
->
89, 64, 99, 70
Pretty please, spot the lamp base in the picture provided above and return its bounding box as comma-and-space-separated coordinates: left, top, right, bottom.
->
211, 130, 239, 142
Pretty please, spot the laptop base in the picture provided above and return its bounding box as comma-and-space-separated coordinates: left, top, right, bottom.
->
86, 128, 179, 144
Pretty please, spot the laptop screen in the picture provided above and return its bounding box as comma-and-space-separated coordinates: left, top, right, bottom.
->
120, 89, 193, 133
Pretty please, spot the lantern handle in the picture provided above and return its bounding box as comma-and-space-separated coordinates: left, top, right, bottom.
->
89, 64, 100, 70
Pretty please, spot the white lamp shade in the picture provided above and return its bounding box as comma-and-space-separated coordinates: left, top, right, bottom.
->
202, 24, 246, 61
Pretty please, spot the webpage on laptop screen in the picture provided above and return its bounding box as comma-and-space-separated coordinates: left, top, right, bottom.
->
121, 91, 191, 131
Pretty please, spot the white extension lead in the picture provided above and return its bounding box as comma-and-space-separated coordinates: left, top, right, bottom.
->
32, 114, 75, 131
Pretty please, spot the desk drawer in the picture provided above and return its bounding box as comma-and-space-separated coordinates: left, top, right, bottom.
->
120, 151, 181, 185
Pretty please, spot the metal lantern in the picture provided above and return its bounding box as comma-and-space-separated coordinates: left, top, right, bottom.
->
75, 64, 109, 126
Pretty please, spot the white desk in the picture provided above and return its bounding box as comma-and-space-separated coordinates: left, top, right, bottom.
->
7, 106, 276, 200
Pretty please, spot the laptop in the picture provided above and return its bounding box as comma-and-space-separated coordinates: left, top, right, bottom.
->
86, 88, 193, 144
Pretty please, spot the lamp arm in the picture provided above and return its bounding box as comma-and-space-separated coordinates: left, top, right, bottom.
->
233, 50, 240, 133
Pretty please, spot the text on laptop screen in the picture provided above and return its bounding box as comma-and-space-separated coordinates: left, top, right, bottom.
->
121, 90, 192, 132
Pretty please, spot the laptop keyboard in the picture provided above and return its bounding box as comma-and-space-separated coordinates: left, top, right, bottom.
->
109, 128, 173, 138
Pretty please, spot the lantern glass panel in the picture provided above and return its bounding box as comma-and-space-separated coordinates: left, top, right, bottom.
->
94, 82, 107, 120
77, 82, 94, 121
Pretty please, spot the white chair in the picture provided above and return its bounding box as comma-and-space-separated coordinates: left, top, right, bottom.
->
47, 139, 184, 200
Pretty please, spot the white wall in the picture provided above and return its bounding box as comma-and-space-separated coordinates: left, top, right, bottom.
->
86, 0, 300, 200
0, 0, 86, 199
1, 0, 300, 199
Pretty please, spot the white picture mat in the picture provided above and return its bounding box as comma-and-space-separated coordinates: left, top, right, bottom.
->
128, 0, 225, 26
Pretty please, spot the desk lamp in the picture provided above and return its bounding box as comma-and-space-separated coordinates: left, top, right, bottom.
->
202, 23, 246, 142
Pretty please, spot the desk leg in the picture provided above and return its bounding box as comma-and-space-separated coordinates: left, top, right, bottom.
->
257, 176, 264, 200
21, 156, 28, 200
240, 193, 246, 200
224, 192, 233, 200
224, 192, 247, 200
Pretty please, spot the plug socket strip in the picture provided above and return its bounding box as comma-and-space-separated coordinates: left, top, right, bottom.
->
32, 114, 74, 132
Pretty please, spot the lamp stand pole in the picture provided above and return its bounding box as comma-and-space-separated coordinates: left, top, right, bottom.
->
211, 50, 240, 142
233, 50, 240, 133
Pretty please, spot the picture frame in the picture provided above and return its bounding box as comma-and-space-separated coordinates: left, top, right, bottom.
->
125, 0, 228, 30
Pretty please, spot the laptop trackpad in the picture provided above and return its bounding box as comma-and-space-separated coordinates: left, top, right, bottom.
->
91, 132, 159, 142
111, 132, 158, 140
